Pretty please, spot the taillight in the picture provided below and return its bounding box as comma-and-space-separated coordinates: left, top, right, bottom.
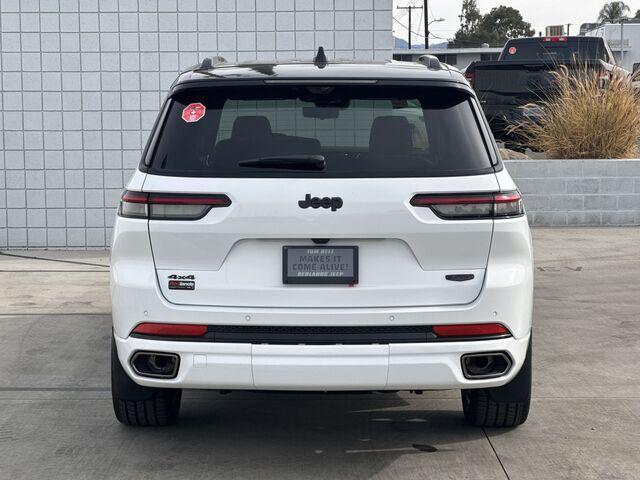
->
432, 323, 510, 338
118, 190, 231, 220
410, 191, 524, 220
131, 322, 208, 337
464, 70, 475, 88
119, 190, 148, 219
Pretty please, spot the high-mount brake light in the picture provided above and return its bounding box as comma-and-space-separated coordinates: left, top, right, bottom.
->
464, 70, 475, 88
118, 190, 231, 220
543, 36, 567, 42
131, 322, 208, 337
410, 191, 524, 219
432, 323, 510, 338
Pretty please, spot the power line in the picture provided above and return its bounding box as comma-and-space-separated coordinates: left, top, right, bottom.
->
393, 17, 427, 39
396, 4, 423, 49
396, 0, 423, 20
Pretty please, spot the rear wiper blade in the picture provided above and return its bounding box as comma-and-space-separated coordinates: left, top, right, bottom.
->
238, 155, 326, 170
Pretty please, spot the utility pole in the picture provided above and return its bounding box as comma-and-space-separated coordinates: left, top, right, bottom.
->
619, 17, 626, 65
425, 0, 429, 49
397, 5, 423, 49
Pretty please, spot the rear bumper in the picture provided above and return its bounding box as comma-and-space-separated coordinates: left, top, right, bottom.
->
114, 332, 530, 391
111, 211, 533, 391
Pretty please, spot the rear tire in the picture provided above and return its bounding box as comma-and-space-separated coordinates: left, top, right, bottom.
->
461, 339, 532, 428
111, 335, 182, 426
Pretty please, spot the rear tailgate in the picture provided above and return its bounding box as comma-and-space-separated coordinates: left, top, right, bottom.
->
474, 60, 605, 106
474, 61, 560, 107
140, 81, 500, 309
144, 175, 499, 308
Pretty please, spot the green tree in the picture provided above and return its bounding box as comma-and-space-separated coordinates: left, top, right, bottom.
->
598, 1, 630, 22
634, 8, 640, 18
450, 4, 535, 48
458, 0, 482, 34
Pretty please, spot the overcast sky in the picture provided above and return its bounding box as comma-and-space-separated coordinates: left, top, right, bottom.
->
392, 0, 629, 43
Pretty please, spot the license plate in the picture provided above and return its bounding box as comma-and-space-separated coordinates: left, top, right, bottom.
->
283, 246, 358, 284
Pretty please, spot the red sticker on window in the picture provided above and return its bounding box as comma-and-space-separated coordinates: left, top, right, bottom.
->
508, 47, 517, 55
182, 103, 206, 123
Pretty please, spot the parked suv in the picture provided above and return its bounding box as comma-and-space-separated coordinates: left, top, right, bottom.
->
110, 52, 533, 428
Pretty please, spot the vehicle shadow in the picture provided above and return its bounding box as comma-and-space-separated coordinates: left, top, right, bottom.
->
111, 390, 512, 478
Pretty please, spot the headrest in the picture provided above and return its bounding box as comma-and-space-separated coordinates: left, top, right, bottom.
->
231, 116, 272, 139
369, 116, 413, 155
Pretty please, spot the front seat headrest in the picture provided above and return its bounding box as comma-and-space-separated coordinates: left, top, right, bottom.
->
369, 116, 413, 156
231, 116, 272, 139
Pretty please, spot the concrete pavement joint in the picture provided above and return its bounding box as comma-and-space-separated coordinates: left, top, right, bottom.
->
482, 427, 511, 480
0, 251, 110, 268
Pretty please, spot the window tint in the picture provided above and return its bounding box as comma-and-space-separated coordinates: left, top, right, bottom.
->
480, 53, 499, 61
148, 85, 493, 178
502, 38, 608, 63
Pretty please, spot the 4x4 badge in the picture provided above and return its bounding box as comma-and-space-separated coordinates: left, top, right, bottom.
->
298, 194, 343, 212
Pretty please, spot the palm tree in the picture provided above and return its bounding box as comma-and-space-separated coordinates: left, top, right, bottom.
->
598, 1, 630, 23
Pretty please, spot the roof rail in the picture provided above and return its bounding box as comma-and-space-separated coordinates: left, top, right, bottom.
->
417, 55, 442, 70
194, 56, 228, 71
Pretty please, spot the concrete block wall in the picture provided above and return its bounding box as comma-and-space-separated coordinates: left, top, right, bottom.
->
0, 0, 393, 249
505, 160, 640, 226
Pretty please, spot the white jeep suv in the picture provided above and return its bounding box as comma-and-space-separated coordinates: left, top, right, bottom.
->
110, 53, 533, 428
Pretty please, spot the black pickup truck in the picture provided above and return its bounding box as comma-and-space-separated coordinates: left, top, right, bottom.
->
464, 36, 624, 149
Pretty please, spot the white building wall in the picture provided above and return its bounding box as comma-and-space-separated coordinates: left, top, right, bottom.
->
0, 0, 393, 249
392, 47, 502, 71
585, 22, 639, 71
455, 52, 483, 70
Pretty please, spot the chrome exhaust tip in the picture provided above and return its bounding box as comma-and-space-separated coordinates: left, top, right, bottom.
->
130, 352, 180, 379
461, 352, 512, 379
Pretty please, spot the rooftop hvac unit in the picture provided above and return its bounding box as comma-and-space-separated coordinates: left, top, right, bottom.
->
545, 25, 565, 36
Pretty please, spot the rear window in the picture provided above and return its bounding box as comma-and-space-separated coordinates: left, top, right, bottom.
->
502, 38, 609, 63
147, 85, 494, 178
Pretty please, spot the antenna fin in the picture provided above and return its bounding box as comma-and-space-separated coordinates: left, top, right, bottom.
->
314, 46, 328, 67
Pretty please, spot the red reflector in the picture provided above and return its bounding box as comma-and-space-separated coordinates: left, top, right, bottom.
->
432, 323, 509, 337
132, 323, 208, 337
